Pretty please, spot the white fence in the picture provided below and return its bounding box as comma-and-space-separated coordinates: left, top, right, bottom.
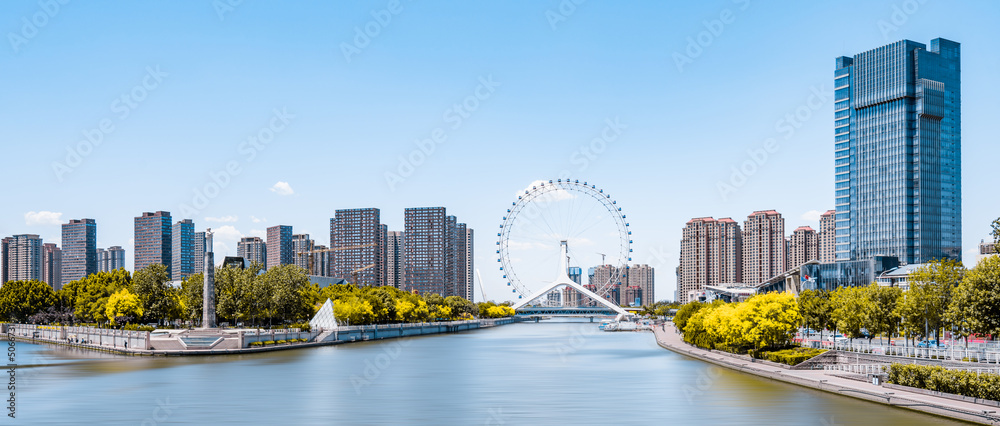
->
6, 324, 150, 350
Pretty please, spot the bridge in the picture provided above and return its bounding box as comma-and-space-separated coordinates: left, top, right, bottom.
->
512, 241, 629, 319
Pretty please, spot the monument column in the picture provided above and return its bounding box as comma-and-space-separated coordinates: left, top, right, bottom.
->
203, 228, 217, 328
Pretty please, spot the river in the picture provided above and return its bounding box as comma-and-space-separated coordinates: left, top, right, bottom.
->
14, 320, 963, 425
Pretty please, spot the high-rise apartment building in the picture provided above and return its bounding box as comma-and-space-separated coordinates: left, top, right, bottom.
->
402, 207, 469, 298
385, 231, 404, 288
1, 234, 43, 284
678, 217, 741, 303
788, 226, 819, 269
172, 219, 195, 280
628, 264, 655, 306
62, 218, 97, 286
464, 228, 474, 302
97, 246, 126, 272
193, 232, 206, 274
742, 210, 785, 285
819, 210, 837, 263
291, 234, 314, 272
310, 244, 329, 276
266, 225, 293, 270
330, 208, 383, 286
134, 212, 172, 275
41, 243, 61, 288
835, 38, 961, 264
237, 237, 267, 266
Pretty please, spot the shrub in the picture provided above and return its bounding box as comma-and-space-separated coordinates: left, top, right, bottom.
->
249, 341, 263, 347
276, 340, 287, 344
887, 364, 1000, 401
262, 340, 275, 346
762, 348, 827, 366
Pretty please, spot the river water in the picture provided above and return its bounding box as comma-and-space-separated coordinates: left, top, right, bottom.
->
15, 320, 963, 425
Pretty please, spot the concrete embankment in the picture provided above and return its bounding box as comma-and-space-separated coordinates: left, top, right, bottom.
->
7, 318, 518, 357
653, 325, 1000, 425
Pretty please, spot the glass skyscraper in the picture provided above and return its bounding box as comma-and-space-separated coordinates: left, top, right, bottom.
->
834, 38, 961, 265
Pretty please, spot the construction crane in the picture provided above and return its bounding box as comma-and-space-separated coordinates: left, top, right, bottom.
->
597, 252, 606, 265
351, 263, 376, 285
296, 243, 377, 275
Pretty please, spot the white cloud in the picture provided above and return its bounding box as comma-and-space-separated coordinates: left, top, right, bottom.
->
270, 181, 294, 196
205, 215, 239, 223
250, 216, 266, 223
24, 211, 63, 226
800, 210, 823, 222
249, 229, 265, 237
210, 225, 244, 258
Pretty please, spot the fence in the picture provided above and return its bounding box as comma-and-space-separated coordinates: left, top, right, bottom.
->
5, 324, 150, 350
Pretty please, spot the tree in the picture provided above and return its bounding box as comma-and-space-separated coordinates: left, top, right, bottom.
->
798, 290, 831, 341
864, 284, 902, 345
947, 256, 1000, 344
216, 262, 262, 326
105, 288, 143, 325
831, 286, 866, 343
69, 268, 131, 323
992, 217, 1000, 246
444, 296, 475, 319
673, 301, 706, 331
334, 296, 375, 325
260, 264, 313, 324
179, 273, 204, 324
132, 263, 181, 324
905, 259, 965, 346
740, 292, 802, 351
0, 280, 57, 322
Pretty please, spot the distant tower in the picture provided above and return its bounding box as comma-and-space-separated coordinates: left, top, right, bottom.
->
202, 229, 216, 328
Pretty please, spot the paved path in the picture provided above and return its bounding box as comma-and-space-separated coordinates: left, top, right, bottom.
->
653, 324, 1000, 425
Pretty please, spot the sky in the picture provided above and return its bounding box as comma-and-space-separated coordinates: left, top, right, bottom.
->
1, 0, 998, 303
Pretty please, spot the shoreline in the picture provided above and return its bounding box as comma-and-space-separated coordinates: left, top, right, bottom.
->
11, 317, 518, 357
653, 324, 1000, 425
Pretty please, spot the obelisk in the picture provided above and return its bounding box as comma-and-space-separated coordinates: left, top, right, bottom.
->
202, 228, 217, 328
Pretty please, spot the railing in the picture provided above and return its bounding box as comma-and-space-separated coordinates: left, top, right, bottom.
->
801, 336, 1000, 364
824, 364, 886, 374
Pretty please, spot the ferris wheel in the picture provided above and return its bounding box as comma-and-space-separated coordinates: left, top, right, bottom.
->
497, 179, 632, 304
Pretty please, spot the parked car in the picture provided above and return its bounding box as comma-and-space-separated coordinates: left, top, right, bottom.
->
916, 340, 944, 348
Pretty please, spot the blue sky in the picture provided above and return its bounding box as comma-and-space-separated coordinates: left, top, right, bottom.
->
2, 0, 997, 302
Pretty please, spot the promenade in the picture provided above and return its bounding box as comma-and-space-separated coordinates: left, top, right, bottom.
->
654, 324, 1000, 425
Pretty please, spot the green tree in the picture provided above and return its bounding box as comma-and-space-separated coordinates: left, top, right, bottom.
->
132, 263, 181, 324
798, 290, 831, 341
179, 273, 204, 324
864, 283, 902, 345
334, 296, 375, 325
260, 264, 313, 324
69, 268, 131, 323
946, 256, 1000, 345
740, 292, 802, 351
831, 286, 866, 343
105, 288, 143, 324
903, 259, 965, 346
444, 296, 475, 318
216, 262, 262, 326
992, 217, 1000, 246
0, 280, 57, 322
673, 301, 706, 331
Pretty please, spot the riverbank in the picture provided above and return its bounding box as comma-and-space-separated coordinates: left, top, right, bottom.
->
7, 317, 518, 356
653, 324, 1000, 425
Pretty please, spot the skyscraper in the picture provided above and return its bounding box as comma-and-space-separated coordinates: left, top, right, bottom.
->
788, 226, 819, 269
172, 219, 195, 280
237, 237, 267, 266
330, 208, 382, 286
193, 231, 206, 274
134, 211, 172, 274
742, 210, 785, 285
835, 38, 961, 264
291, 234, 314, 271
98, 246, 126, 272
62, 218, 97, 286
628, 264, 655, 306
266, 225, 294, 270
678, 217, 741, 303
818, 210, 837, 263
404, 207, 469, 297
1, 234, 43, 284
465, 228, 475, 302
41, 243, 62, 288
385, 231, 404, 288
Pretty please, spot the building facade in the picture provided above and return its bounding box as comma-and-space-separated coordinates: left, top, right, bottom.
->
465, 228, 475, 302
193, 232, 206, 275
330, 208, 383, 286
134, 212, 172, 275
41, 243, 61, 288
819, 210, 837, 263
62, 218, 98, 286
403, 207, 470, 298
237, 237, 267, 266
266, 225, 293, 270
788, 226, 819, 270
678, 217, 742, 304
835, 38, 962, 264
291, 234, 314, 272
742, 210, 785, 285
385, 231, 404, 288
172, 219, 195, 280
98, 246, 126, 272
1, 234, 43, 284
628, 264, 655, 306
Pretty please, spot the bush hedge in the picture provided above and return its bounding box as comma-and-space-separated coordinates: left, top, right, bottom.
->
249, 341, 263, 347
761, 348, 827, 366
888, 363, 1000, 401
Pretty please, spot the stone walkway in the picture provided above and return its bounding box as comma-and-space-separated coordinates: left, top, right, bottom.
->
653, 324, 1000, 425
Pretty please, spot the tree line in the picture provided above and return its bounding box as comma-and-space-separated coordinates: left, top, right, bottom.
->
800, 256, 1000, 347
0, 262, 516, 327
